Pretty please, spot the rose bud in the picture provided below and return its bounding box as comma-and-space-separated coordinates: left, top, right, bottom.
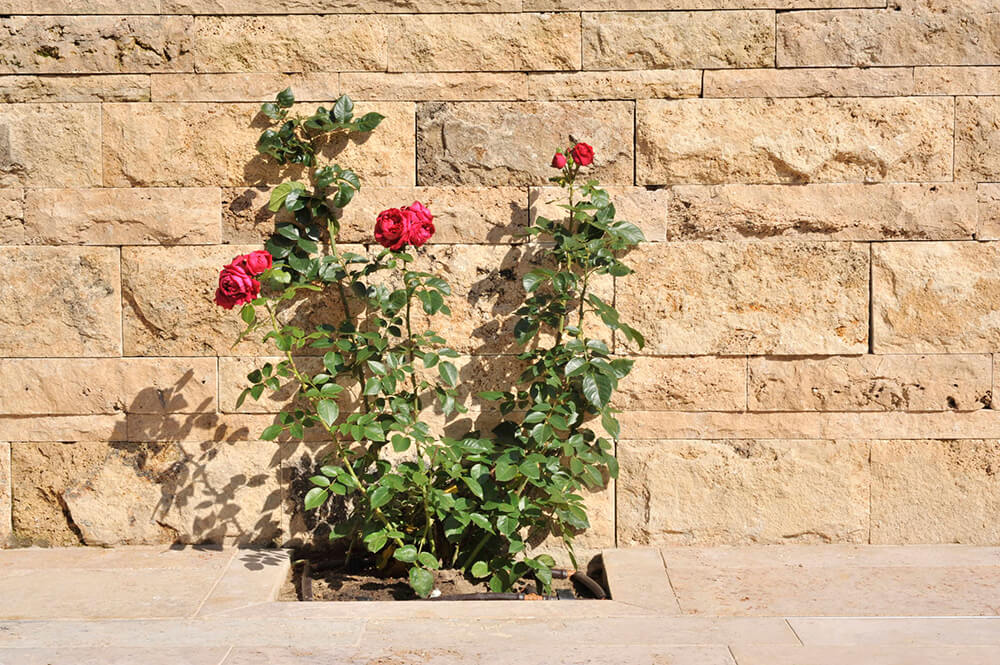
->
551, 152, 567, 169
570, 142, 594, 166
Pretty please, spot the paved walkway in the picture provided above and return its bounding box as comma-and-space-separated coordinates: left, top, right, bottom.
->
1, 545, 999, 664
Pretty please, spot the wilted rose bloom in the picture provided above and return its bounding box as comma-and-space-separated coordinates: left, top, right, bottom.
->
244, 250, 273, 275
404, 201, 434, 247
374, 208, 411, 250
551, 152, 567, 169
570, 142, 594, 166
214, 261, 260, 310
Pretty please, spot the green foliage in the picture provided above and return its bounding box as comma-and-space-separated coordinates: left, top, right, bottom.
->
232, 91, 643, 598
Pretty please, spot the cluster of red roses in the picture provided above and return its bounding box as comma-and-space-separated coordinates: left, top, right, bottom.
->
374, 200, 435, 251
214, 250, 273, 310
551, 142, 594, 169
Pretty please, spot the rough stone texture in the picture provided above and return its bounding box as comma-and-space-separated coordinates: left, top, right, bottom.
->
638, 97, 954, 185
956, 96, 1000, 183
122, 245, 359, 357
0, 416, 126, 443
914, 67, 1000, 96
418, 101, 634, 186
618, 439, 870, 545
527, 70, 701, 100
0, 189, 23, 244
526, 0, 882, 8
979, 184, 1000, 241
0, 75, 149, 103
0, 16, 194, 74
666, 183, 977, 241
616, 242, 869, 355
778, 7, 1000, 67
749, 355, 992, 413
873, 242, 1000, 354
0, 1, 161, 11
0, 442, 9, 547
0, 104, 102, 187
341, 73, 526, 102
389, 14, 580, 72
22, 188, 221, 245
0, 358, 217, 416
166, 0, 519, 11
530, 186, 670, 242
582, 11, 775, 71
103, 102, 415, 188
0, 247, 121, 357
193, 16, 387, 73
871, 440, 1000, 544
612, 357, 747, 412
705, 68, 915, 98
152, 73, 339, 103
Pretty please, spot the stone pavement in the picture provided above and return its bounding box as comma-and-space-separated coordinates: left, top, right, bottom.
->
1, 545, 999, 664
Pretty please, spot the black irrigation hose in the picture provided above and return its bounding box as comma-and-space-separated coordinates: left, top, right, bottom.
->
427, 592, 562, 601
570, 571, 607, 600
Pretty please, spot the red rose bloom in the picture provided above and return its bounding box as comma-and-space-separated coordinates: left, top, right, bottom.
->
244, 250, 273, 275
403, 201, 434, 247
374, 208, 411, 250
214, 262, 260, 310
570, 142, 594, 166
551, 152, 567, 169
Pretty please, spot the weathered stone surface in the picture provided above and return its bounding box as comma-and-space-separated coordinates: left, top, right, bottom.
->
223, 186, 528, 245
152, 73, 338, 103
618, 439, 870, 545
0, 1, 160, 11
667, 183, 976, 241
23, 188, 221, 245
637, 98, 954, 185
0, 416, 126, 443
418, 102, 634, 186
0, 16, 194, 73
530, 186, 669, 242
390, 14, 580, 72
0, 104, 102, 187
705, 67, 915, 98
104, 102, 415, 188
583, 11, 774, 70
193, 16, 387, 73
166, 0, 518, 11
122, 245, 359, 357
0, 358, 217, 416
749, 355, 992, 413
0, 75, 149, 103
0, 189, 22, 244
979, 185, 1000, 241
0, 247, 121, 357
778, 7, 1000, 67
956, 97, 1000, 183
871, 440, 1000, 544
528, 70, 701, 100
344, 73, 527, 102
612, 357, 747, 412
0, 441, 9, 547
873, 242, 1000, 354
914, 67, 1000, 96
616, 242, 868, 355
525, 0, 881, 8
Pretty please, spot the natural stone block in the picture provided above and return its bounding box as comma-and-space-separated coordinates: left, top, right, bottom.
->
23, 188, 221, 245
0, 441, 9, 548
152, 73, 339, 103
871, 440, 1000, 544
637, 98, 954, 185
0, 247, 121, 357
0, 358, 217, 416
531, 186, 669, 242
666, 183, 976, 241
0, 16, 194, 73
103, 102, 415, 187
704, 67, 915, 98
979, 184, 1000, 241
616, 242, 868, 355
618, 439, 870, 545
0, 74, 149, 103
344, 73, 527, 102
0, 104, 102, 187
612, 357, 747, 412
122, 245, 359, 357
582, 11, 774, 70
914, 67, 1000, 96
778, 7, 1000, 67
0, 416, 126, 443
0, 189, 23, 244
525, 0, 881, 8
0, 1, 160, 11
527, 70, 701, 100
956, 96, 1000, 182
417, 101, 634, 186
193, 16, 387, 73
749, 355, 992, 413
873, 242, 1000, 353
165, 0, 519, 11
389, 14, 580, 72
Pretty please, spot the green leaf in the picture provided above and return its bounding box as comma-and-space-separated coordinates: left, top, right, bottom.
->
582, 371, 614, 409
332, 95, 354, 123
496, 515, 517, 537
276, 87, 295, 108
477, 390, 504, 401
268, 181, 305, 213
240, 304, 256, 325
304, 487, 328, 510
417, 552, 440, 569
409, 567, 434, 598
601, 411, 621, 439
393, 545, 418, 563
495, 463, 517, 482
438, 361, 458, 388
470, 561, 490, 579
317, 399, 339, 427
354, 112, 384, 133
260, 424, 283, 441
309, 475, 330, 487
369, 486, 391, 509
462, 476, 484, 499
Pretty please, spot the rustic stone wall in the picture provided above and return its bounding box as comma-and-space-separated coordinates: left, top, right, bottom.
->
2, 0, 1000, 550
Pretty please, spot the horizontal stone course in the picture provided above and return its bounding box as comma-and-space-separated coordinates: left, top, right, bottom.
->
527, 70, 701, 100
344, 73, 527, 102
704, 68, 915, 98
638, 97, 954, 185
165, 0, 520, 11
613, 357, 747, 412
151, 73, 339, 103
524, 0, 883, 11
0, 75, 149, 103
914, 67, 1000, 96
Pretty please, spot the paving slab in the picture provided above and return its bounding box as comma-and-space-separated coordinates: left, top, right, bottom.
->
0, 648, 230, 665
196, 549, 290, 616
730, 645, 1000, 665
216, 599, 651, 620
602, 547, 682, 612
788, 618, 1000, 646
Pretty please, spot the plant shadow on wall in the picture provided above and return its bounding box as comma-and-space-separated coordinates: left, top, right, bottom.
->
152, 88, 645, 598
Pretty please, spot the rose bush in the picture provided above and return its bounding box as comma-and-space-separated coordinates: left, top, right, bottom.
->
217, 89, 643, 597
